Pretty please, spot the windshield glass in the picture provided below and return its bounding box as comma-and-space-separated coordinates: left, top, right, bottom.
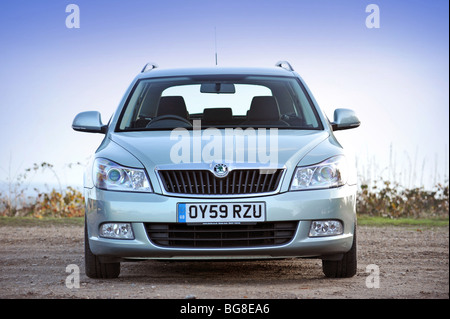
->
117, 76, 323, 131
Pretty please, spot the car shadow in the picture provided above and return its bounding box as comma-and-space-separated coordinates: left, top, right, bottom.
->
117, 258, 326, 284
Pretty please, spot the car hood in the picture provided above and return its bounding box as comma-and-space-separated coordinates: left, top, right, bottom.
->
110, 129, 330, 192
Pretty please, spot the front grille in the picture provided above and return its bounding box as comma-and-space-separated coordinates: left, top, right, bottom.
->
145, 221, 298, 248
158, 169, 284, 195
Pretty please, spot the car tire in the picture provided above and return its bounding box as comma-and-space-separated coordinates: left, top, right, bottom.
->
84, 222, 120, 279
322, 227, 357, 278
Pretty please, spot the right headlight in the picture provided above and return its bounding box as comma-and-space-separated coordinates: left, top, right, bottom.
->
290, 155, 347, 191
93, 158, 153, 193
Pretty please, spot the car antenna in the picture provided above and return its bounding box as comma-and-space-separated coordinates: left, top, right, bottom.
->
214, 27, 218, 66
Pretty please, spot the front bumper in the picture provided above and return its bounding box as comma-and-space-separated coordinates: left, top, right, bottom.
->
85, 185, 357, 260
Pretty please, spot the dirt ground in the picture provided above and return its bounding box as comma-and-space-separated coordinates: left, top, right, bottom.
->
0, 224, 448, 299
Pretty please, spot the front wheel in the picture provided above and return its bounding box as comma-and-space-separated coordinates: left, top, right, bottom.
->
322, 228, 357, 278
84, 222, 120, 279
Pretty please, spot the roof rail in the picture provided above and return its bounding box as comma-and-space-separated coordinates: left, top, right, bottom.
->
275, 60, 294, 72
141, 62, 159, 73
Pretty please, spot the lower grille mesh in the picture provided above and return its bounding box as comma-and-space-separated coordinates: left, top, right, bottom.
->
145, 222, 298, 248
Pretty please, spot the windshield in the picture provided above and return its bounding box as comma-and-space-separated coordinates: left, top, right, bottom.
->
117, 76, 323, 131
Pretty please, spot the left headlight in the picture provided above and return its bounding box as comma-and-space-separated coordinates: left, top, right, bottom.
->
290, 155, 347, 191
94, 158, 153, 192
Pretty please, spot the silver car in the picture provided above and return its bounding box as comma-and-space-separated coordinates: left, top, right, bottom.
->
73, 61, 360, 279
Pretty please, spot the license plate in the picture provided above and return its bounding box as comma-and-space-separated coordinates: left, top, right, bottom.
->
177, 202, 266, 224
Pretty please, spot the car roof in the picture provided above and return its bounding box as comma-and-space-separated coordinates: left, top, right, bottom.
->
135, 65, 298, 80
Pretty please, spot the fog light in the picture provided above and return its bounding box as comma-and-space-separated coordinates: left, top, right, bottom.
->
99, 223, 134, 239
309, 220, 343, 237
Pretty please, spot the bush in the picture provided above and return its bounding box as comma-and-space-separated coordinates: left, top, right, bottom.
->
0, 162, 84, 218
0, 187, 84, 218
357, 179, 449, 218
32, 187, 84, 218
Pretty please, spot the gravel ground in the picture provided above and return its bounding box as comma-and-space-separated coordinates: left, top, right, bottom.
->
0, 224, 448, 299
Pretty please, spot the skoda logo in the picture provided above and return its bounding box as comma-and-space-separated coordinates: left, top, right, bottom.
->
213, 163, 229, 178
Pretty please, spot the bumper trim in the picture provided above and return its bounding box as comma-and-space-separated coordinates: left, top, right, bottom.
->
89, 221, 354, 259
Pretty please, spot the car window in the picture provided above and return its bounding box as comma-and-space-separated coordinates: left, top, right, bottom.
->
162, 84, 271, 116
117, 76, 322, 131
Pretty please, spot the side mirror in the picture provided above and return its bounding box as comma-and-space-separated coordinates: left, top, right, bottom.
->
331, 108, 360, 131
72, 111, 107, 134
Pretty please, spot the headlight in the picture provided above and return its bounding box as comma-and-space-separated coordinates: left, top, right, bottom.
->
290, 155, 347, 191
94, 158, 152, 192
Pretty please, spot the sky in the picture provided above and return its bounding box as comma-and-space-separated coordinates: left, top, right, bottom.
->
0, 0, 448, 191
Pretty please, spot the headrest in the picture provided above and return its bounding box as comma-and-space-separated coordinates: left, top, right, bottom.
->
157, 96, 188, 119
247, 96, 281, 121
203, 108, 233, 123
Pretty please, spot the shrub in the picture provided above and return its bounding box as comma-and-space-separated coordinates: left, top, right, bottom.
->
0, 162, 84, 218
32, 187, 84, 218
357, 179, 449, 218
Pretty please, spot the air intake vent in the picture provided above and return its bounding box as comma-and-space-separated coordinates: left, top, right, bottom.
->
145, 222, 298, 248
158, 169, 284, 195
